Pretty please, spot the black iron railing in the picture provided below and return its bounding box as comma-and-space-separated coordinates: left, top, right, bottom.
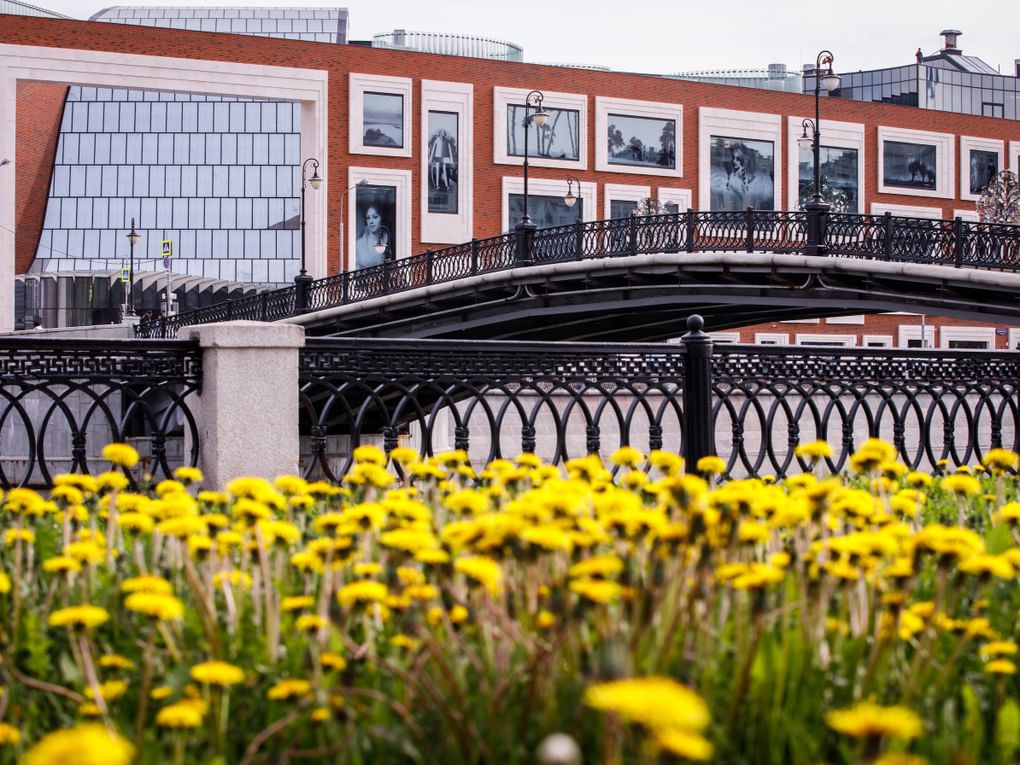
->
137, 209, 1020, 339
298, 326, 1019, 481
0, 338, 202, 488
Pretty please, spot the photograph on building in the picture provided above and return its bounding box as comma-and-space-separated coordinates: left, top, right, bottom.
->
427, 111, 459, 214
506, 104, 580, 161
798, 146, 859, 212
363, 92, 404, 149
709, 136, 775, 210
508, 193, 581, 230
969, 149, 999, 194
607, 114, 676, 169
882, 140, 937, 190
354, 184, 396, 269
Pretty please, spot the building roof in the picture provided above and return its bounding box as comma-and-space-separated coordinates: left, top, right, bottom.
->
90, 6, 348, 43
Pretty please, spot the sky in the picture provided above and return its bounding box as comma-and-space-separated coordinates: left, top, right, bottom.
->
27, 0, 1020, 77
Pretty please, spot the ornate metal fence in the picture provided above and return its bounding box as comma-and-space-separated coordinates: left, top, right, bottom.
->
137, 210, 1020, 338
0, 338, 202, 488
712, 345, 1020, 477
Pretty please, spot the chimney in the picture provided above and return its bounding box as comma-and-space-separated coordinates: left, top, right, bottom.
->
940, 29, 962, 53
393, 28, 407, 47
1015, 58, 1020, 77
767, 63, 787, 80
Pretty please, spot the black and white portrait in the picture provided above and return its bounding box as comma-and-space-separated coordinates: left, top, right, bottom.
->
427, 111, 458, 214
883, 140, 937, 190
507, 105, 579, 161
798, 146, 859, 213
607, 114, 676, 169
354, 185, 396, 269
363, 92, 404, 149
970, 149, 998, 195
709, 136, 775, 211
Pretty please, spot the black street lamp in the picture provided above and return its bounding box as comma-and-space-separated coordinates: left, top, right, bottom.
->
373, 225, 391, 260
293, 157, 321, 312
563, 176, 580, 209
798, 50, 840, 256
125, 218, 140, 316
516, 90, 549, 231
798, 50, 841, 206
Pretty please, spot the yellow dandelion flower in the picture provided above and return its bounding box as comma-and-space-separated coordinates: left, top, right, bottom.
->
23, 724, 133, 765
337, 580, 389, 608
267, 679, 312, 700
570, 578, 623, 604
48, 605, 109, 630
696, 455, 726, 475
281, 595, 315, 612
121, 575, 173, 595
320, 652, 347, 671
651, 727, 714, 761
585, 677, 710, 732
124, 593, 185, 622
102, 442, 139, 468
826, 702, 922, 740
0, 722, 20, 745
295, 614, 328, 632
156, 702, 204, 728
190, 660, 245, 686
454, 556, 503, 596
794, 440, 832, 460
985, 659, 1017, 674
99, 654, 135, 671
42, 555, 81, 575
84, 679, 128, 702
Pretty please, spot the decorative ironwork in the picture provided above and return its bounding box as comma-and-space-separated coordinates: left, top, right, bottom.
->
712, 345, 1020, 477
298, 337, 690, 481
137, 210, 1020, 338
0, 338, 202, 488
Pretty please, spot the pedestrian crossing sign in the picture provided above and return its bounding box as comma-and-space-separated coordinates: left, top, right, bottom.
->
161, 240, 173, 258
121, 266, 130, 284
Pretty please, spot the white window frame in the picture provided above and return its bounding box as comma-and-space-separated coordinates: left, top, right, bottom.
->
870, 202, 943, 220
709, 332, 741, 344
898, 324, 936, 349
492, 87, 588, 170
953, 209, 980, 222
657, 187, 693, 213
786, 117, 865, 212
699, 107, 782, 212
1009, 328, 1020, 351
781, 318, 820, 324
754, 332, 788, 345
603, 183, 651, 220
1011, 141, 1020, 174
863, 335, 894, 348
826, 315, 865, 325
876, 126, 954, 199
939, 325, 995, 350
500, 176, 597, 233
420, 80, 473, 244
595, 96, 683, 178
959, 136, 1004, 202
795, 333, 857, 347
345, 167, 412, 271
349, 73, 413, 158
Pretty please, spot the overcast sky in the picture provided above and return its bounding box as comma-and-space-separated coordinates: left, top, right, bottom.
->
31, 0, 1020, 77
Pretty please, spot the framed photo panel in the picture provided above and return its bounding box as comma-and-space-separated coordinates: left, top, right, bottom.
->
349, 74, 413, 158
786, 118, 864, 213
876, 127, 954, 199
959, 135, 1004, 202
492, 87, 588, 170
699, 108, 781, 212
500, 176, 596, 232
596, 97, 682, 177
421, 80, 473, 244
345, 167, 412, 271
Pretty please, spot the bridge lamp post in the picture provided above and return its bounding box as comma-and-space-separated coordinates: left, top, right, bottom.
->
293, 157, 321, 312
125, 218, 139, 316
516, 90, 548, 231
563, 176, 580, 209
797, 50, 840, 255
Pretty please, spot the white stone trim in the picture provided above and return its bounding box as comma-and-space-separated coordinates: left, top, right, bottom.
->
595, 96, 682, 178
420, 80, 473, 244
0, 43, 329, 331
346, 167, 412, 270
959, 135, 1004, 202
348, 73, 413, 158
492, 86, 588, 170
939, 325, 995, 349
1009, 327, 1020, 351
897, 323, 936, 348
862, 335, 894, 348
826, 315, 865, 325
877, 126, 954, 199
781, 318, 820, 324
870, 202, 943, 220
709, 332, 741, 344
795, 333, 857, 347
602, 183, 651, 219
754, 332, 788, 345
699, 107, 782, 212
657, 187, 693, 212
953, 209, 980, 222
785, 117, 865, 212
1011, 141, 1020, 174
500, 176, 596, 233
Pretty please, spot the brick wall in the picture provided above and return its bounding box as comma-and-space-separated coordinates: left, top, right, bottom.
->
14, 80, 66, 273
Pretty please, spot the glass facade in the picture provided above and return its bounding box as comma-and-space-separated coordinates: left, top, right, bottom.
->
29, 7, 347, 289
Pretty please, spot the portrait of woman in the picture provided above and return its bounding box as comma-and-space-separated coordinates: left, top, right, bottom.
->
354, 186, 396, 269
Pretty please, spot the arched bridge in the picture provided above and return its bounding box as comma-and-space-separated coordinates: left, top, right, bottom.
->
140, 210, 1020, 341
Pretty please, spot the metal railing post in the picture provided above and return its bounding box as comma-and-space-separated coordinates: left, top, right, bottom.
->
470, 238, 479, 275
341, 271, 350, 304
630, 214, 639, 256
953, 216, 964, 267
426, 250, 434, 285
293, 274, 310, 315
516, 227, 533, 266
745, 207, 755, 253
260, 292, 268, 321
686, 208, 696, 252
575, 219, 585, 260
680, 314, 715, 473
883, 212, 893, 260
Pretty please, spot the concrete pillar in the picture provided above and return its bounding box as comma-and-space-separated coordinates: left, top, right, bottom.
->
185, 321, 304, 487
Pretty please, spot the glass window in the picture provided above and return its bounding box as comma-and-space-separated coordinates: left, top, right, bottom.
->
52, 166, 70, 197
180, 230, 195, 260
83, 230, 99, 259
798, 145, 859, 212
157, 134, 173, 164
116, 166, 132, 196
507, 104, 580, 161
284, 134, 299, 165
79, 134, 95, 163
268, 198, 284, 228
204, 198, 220, 229
110, 133, 127, 165
222, 134, 237, 165
278, 102, 293, 133
261, 102, 277, 132
197, 166, 212, 196
206, 134, 221, 164
221, 199, 236, 228
213, 166, 228, 197
135, 102, 151, 132
68, 166, 86, 197
101, 166, 117, 197
268, 135, 285, 165
172, 198, 188, 228
149, 166, 165, 197
182, 102, 198, 132
141, 134, 157, 164
109, 198, 125, 228
93, 198, 109, 228
62, 133, 80, 165
606, 114, 675, 169
610, 200, 638, 218
140, 198, 156, 228
363, 92, 404, 149
228, 166, 244, 197
253, 134, 269, 165
214, 102, 230, 133
66, 229, 84, 258
197, 102, 213, 132
166, 102, 183, 133
260, 166, 276, 196
173, 133, 189, 164
118, 102, 134, 133
181, 166, 197, 197
709, 136, 776, 211
508, 193, 582, 228
59, 197, 76, 228
84, 166, 101, 197
188, 198, 204, 228
165, 166, 181, 196
94, 134, 111, 164
252, 198, 268, 229
244, 166, 260, 197
237, 198, 253, 228
126, 134, 142, 164
71, 102, 87, 132
88, 102, 104, 132
276, 166, 291, 197
212, 230, 228, 258
133, 166, 149, 197
156, 198, 172, 227
196, 230, 212, 260
284, 198, 299, 228
237, 134, 253, 165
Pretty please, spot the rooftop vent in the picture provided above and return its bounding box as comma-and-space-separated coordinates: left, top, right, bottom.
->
940, 29, 962, 52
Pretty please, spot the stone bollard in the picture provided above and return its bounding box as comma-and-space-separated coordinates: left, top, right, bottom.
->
185, 321, 304, 487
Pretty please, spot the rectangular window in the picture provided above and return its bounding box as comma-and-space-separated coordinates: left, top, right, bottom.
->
182, 102, 198, 132
798, 145, 859, 213
94, 134, 111, 165
883, 140, 937, 190
197, 102, 213, 132
969, 149, 998, 194
363, 92, 404, 149
190, 134, 205, 165
125, 134, 142, 164
173, 133, 189, 164
220, 199, 236, 228
506, 104, 579, 161
427, 110, 459, 215
606, 113, 676, 169
709, 136, 775, 210
253, 134, 269, 165
181, 166, 197, 197
110, 134, 127, 165
237, 198, 253, 228
237, 134, 253, 166
172, 198, 188, 229
353, 184, 398, 268
149, 166, 165, 197
166, 102, 183, 133
508, 193, 582, 229
132, 166, 149, 197
206, 134, 221, 165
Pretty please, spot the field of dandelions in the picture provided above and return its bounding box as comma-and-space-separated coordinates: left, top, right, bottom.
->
0, 439, 1019, 765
